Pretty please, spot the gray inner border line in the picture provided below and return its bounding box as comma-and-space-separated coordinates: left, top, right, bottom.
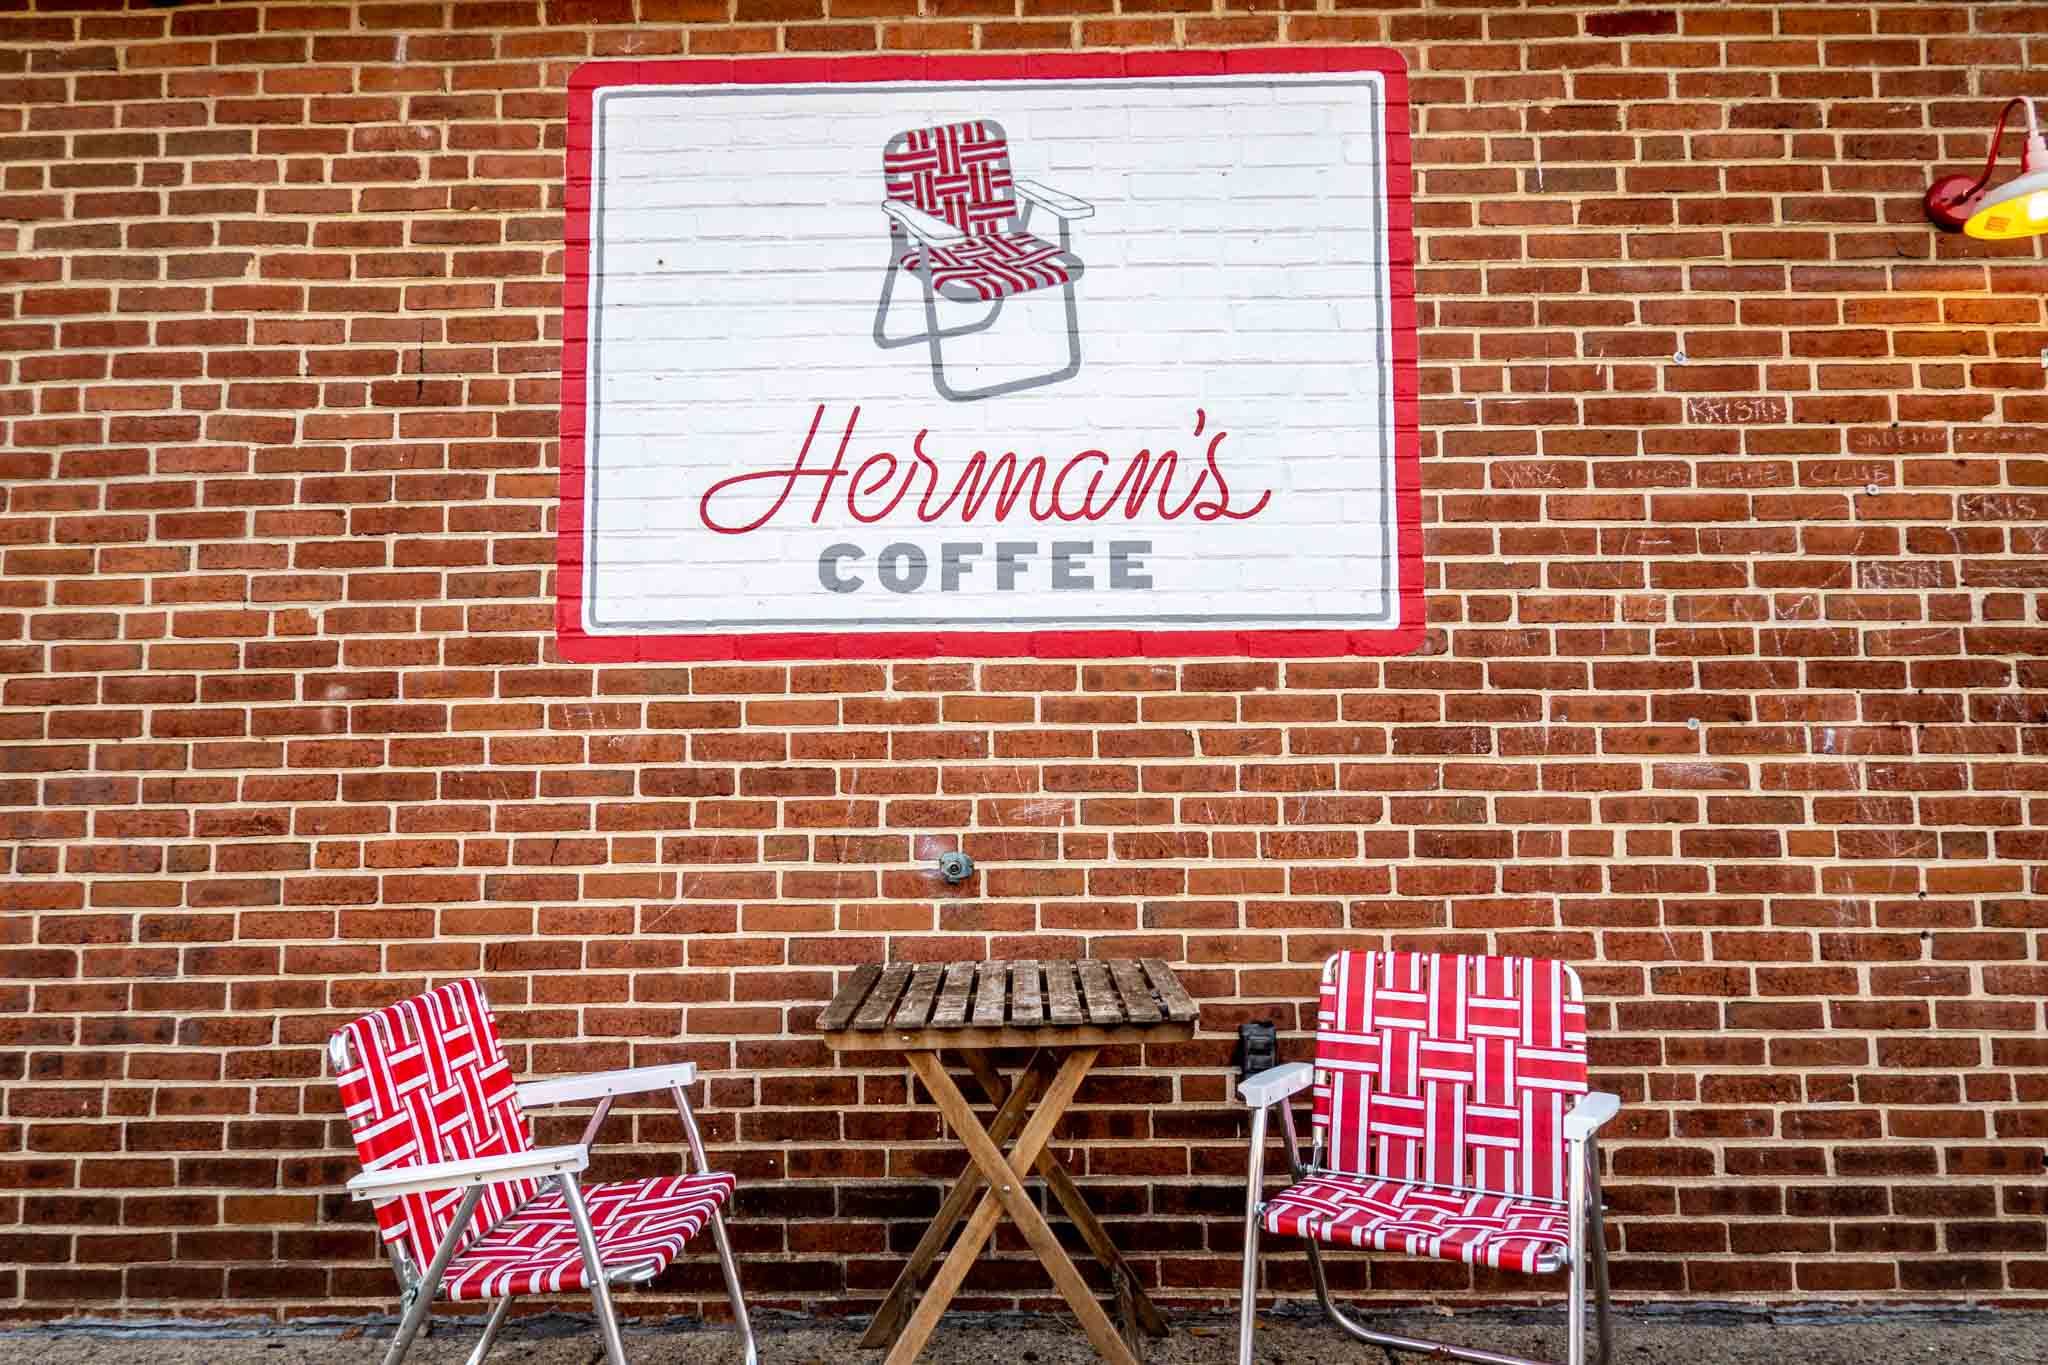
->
583, 75, 1401, 634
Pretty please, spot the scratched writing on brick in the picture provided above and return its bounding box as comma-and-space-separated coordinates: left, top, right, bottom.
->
1684, 396, 1787, 426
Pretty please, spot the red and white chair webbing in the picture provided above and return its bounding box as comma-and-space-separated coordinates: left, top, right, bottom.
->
883, 120, 1017, 235
901, 231, 1077, 302
1310, 951, 1589, 1201
333, 979, 537, 1274
1260, 1175, 1572, 1275
442, 1172, 736, 1301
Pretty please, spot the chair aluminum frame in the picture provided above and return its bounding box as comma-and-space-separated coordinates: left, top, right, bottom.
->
873, 192, 1090, 404
329, 1032, 757, 1365
1236, 1056, 1616, 1365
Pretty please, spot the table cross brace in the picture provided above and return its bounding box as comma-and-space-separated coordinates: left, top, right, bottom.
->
958, 1052, 1169, 1344
880, 1048, 1141, 1365
861, 1049, 1054, 1350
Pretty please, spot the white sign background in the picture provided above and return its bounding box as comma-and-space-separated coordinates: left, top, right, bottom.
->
570, 66, 1410, 646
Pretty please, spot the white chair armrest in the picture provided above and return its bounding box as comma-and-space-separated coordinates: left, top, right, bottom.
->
346, 1144, 588, 1203
1564, 1091, 1621, 1143
880, 200, 965, 246
515, 1062, 699, 1109
1237, 1061, 1314, 1109
1014, 179, 1095, 220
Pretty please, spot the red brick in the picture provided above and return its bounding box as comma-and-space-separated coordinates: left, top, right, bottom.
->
0, 8, 2042, 1322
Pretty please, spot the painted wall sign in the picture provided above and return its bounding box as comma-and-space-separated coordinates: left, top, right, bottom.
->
560, 50, 1421, 661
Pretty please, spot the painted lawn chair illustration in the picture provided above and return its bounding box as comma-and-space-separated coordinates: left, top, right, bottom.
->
873, 120, 1093, 402
329, 979, 755, 1365
1236, 951, 1619, 1365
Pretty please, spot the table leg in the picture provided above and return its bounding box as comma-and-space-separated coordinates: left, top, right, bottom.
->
1115, 1266, 1140, 1354
862, 1049, 1051, 1350
891, 1048, 1137, 1365
960, 1052, 1170, 1341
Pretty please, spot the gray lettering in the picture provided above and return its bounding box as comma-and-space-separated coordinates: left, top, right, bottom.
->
1051, 540, 1092, 591
876, 542, 927, 593
996, 541, 1032, 591
1109, 540, 1152, 590
819, 543, 864, 593
941, 542, 980, 592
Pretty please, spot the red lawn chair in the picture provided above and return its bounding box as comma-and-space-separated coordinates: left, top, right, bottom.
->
328, 979, 755, 1365
872, 119, 1094, 403
1236, 951, 1618, 1365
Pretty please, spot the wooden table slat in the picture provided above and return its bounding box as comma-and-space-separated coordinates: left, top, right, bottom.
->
1107, 959, 1162, 1024
821, 957, 1196, 1040
852, 963, 917, 1030
1043, 961, 1084, 1026
827, 1022, 1191, 1052
971, 959, 1010, 1027
817, 963, 884, 1032
1139, 957, 1200, 1022
1075, 959, 1125, 1025
930, 961, 977, 1029
1010, 960, 1043, 1026
892, 963, 945, 1029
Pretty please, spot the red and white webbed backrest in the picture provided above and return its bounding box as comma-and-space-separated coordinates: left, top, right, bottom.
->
1310, 951, 1590, 1201
331, 979, 536, 1270
883, 121, 1018, 237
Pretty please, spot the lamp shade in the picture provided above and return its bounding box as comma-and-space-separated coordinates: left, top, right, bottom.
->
1965, 165, 2048, 239
1924, 96, 2048, 240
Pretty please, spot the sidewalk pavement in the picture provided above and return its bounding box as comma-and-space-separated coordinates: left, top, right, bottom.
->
6, 1310, 2046, 1365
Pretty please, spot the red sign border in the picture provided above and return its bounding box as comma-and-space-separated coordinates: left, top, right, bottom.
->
559, 48, 1422, 662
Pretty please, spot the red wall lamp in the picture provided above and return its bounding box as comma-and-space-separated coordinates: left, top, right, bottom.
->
1925, 96, 2048, 239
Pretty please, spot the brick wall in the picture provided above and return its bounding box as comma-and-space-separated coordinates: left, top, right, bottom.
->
4, 0, 2048, 1326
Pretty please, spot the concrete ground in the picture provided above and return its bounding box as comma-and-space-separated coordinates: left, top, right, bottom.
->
6, 1311, 2048, 1365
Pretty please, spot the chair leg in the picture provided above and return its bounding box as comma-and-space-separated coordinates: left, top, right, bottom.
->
463, 1297, 514, 1365
1236, 1219, 1261, 1365
1237, 1105, 1267, 1365
872, 232, 901, 346
380, 1290, 434, 1365
922, 271, 1083, 404
920, 263, 956, 400
873, 233, 1001, 350
1591, 1240, 1614, 1365
1567, 1140, 1591, 1365
1567, 1247, 1586, 1365
1589, 1162, 1614, 1365
709, 1207, 758, 1365
559, 1173, 629, 1365
380, 1185, 484, 1365
873, 206, 1085, 404
1053, 271, 1084, 383
1285, 1149, 1604, 1365
668, 1083, 756, 1364
1312, 1235, 1544, 1365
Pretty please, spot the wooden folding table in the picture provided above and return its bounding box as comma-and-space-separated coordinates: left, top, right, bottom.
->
818, 958, 1200, 1365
